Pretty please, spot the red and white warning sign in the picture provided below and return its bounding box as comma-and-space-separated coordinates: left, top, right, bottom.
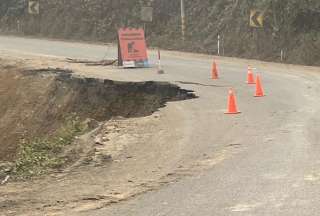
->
118, 28, 149, 68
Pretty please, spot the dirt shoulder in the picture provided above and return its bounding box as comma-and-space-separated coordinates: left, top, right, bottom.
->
0, 53, 197, 215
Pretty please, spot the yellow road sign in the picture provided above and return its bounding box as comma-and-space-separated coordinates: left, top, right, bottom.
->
28, 0, 40, 15
250, 10, 264, 28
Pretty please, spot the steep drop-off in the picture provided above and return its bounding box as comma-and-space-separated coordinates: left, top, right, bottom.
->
0, 63, 195, 162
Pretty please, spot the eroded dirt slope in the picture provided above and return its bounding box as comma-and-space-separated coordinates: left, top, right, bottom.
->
0, 55, 200, 216
0, 61, 194, 162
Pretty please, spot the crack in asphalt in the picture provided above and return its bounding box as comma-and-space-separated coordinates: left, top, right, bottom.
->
176, 81, 227, 87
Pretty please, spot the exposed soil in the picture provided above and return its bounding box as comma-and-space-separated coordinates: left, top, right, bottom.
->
0, 61, 195, 162
0, 55, 200, 215
0, 53, 201, 216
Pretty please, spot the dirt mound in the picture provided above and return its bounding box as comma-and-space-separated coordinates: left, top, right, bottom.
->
0, 63, 195, 162
0, 0, 319, 66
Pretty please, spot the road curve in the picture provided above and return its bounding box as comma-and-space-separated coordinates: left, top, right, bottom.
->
1, 36, 320, 216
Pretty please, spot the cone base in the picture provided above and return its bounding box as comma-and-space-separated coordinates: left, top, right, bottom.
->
254, 94, 265, 97
211, 74, 219, 80
224, 111, 241, 114
157, 69, 165, 74
246, 81, 256, 84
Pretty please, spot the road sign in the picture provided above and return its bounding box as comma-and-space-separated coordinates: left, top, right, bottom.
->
250, 10, 264, 28
141, 7, 153, 22
118, 28, 149, 68
28, 0, 40, 15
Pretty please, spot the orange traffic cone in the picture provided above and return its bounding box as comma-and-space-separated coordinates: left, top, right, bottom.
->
225, 89, 241, 114
211, 60, 219, 79
247, 66, 255, 84
254, 74, 265, 97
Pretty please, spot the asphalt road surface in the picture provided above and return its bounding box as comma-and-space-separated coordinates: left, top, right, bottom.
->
1, 36, 320, 216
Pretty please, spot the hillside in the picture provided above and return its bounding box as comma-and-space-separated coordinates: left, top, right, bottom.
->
0, 0, 319, 66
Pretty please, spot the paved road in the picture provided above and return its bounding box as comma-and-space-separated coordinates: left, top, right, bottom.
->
1, 36, 320, 216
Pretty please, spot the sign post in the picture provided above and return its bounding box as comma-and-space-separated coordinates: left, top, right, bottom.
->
117, 35, 123, 66
181, 0, 186, 41
217, 34, 220, 56
141, 6, 153, 39
250, 9, 265, 55
117, 28, 149, 68
28, 0, 40, 34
